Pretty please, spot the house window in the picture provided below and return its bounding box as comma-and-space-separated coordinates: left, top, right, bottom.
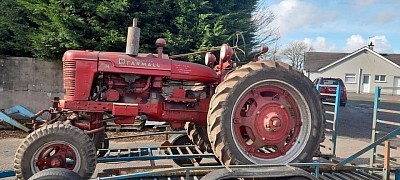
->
375, 75, 386, 82
345, 73, 356, 83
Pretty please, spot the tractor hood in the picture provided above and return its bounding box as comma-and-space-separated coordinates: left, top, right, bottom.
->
170, 60, 218, 84
64, 50, 218, 84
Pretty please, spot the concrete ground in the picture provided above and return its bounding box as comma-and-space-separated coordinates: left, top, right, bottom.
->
1, 92, 399, 179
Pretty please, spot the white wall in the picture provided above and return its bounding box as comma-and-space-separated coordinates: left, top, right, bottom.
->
307, 50, 400, 94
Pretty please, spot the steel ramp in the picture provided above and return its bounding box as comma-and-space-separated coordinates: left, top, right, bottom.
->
94, 164, 384, 180
97, 145, 216, 164
0, 105, 41, 132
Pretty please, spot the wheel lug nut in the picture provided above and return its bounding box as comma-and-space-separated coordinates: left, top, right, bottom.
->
257, 111, 260, 115
262, 137, 265, 140
280, 105, 284, 109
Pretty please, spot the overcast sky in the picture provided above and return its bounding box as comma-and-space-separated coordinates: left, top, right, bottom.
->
264, 0, 400, 53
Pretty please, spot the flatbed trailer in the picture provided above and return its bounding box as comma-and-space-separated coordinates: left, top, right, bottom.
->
92, 143, 388, 180
0, 130, 397, 180
1, 85, 400, 179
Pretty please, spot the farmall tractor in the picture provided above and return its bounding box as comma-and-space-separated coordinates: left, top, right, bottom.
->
14, 19, 324, 179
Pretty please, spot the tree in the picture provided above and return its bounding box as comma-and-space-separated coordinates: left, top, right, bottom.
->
259, 37, 281, 61
4, 0, 277, 61
281, 41, 313, 70
0, 0, 33, 57
17, 0, 135, 60
252, 2, 279, 47
247, 1, 280, 62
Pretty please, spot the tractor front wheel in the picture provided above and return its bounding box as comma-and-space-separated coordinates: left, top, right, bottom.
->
14, 123, 96, 180
207, 61, 324, 165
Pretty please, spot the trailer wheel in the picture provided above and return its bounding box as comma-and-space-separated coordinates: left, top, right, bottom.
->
28, 168, 82, 180
185, 122, 212, 153
14, 123, 96, 180
207, 61, 324, 165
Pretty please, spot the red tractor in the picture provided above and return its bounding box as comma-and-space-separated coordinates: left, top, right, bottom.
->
14, 19, 324, 179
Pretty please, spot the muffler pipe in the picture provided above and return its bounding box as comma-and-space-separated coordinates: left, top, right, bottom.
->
126, 18, 140, 56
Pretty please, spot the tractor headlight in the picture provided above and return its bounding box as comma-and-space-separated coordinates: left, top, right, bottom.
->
220, 44, 233, 62
205, 52, 216, 66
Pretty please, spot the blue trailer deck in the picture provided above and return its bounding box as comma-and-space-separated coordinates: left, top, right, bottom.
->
1, 86, 399, 179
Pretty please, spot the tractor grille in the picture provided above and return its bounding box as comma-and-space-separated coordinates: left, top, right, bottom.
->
63, 60, 76, 98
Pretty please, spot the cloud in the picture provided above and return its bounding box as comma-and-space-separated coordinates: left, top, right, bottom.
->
352, 0, 400, 8
343, 35, 366, 52
343, 35, 392, 53
352, 0, 375, 8
269, 0, 337, 35
370, 36, 392, 53
368, 11, 397, 24
303, 37, 336, 52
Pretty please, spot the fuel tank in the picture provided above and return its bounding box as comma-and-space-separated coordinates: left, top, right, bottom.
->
94, 51, 218, 84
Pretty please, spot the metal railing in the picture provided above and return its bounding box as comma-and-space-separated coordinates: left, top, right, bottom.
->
370, 86, 400, 168
316, 84, 341, 157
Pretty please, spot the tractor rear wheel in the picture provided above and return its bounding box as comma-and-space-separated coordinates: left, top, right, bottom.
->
185, 122, 212, 153
207, 61, 324, 165
170, 134, 202, 166
91, 129, 109, 157
14, 123, 96, 180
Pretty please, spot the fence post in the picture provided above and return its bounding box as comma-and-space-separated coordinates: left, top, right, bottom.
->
383, 141, 390, 180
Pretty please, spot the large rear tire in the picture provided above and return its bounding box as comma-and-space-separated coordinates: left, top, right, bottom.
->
207, 61, 324, 165
92, 129, 109, 157
14, 123, 97, 180
185, 122, 212, 153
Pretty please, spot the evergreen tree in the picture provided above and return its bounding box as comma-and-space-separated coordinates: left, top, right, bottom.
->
0, 0, 33, 57
2, 0, 273, 61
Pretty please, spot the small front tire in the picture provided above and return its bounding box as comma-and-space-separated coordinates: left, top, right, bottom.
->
14, 123, 97, 180
28, 168, 82, 180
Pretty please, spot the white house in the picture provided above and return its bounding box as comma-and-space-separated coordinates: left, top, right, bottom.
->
304, 44, 400, 95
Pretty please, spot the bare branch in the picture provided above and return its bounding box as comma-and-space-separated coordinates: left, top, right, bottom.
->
281, 41, 312, 70
252, 2, 280, 47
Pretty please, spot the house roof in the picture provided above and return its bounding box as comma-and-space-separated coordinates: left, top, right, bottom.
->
304, 52, 349, 72
304, 47, 400, 72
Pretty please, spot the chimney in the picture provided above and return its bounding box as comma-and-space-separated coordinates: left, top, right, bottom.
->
368, 42, 374, 51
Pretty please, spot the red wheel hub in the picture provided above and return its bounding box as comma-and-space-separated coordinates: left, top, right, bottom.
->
36, 144, 78, 170
233, 86, 302, 159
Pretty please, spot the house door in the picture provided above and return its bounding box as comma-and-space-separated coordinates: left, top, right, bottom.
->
361, 74, 370, 93
394, 77, 400, 95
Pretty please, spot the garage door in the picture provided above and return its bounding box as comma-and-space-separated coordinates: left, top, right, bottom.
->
394, 77, 400, 95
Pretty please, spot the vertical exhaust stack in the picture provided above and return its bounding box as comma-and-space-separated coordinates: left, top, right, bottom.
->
126, 18, 140, 56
